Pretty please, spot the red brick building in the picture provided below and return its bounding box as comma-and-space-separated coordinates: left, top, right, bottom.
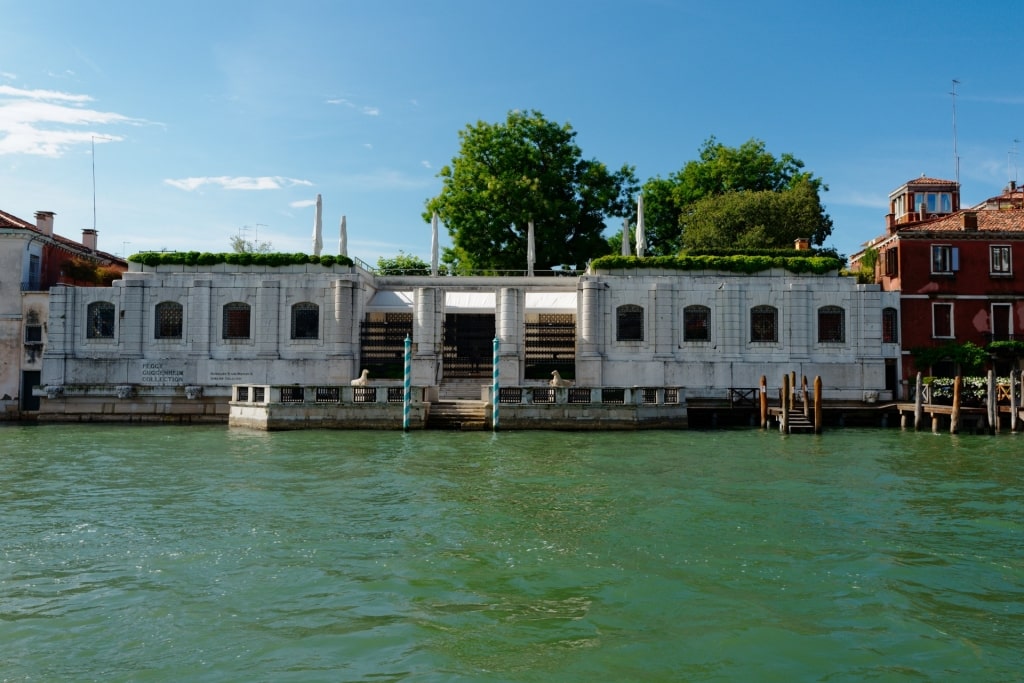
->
854, 176, 1024, 383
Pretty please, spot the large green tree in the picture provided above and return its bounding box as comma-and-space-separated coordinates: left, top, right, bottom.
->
427, 110, 638, 273
640, 137, 833, 254
681, 178, 833, 250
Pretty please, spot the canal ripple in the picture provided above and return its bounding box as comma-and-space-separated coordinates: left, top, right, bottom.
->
1, 425, 1021, 681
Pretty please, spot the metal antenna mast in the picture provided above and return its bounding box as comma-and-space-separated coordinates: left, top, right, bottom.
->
91, 136, 97, 231
1010, 139, 1020, 185
951, 79, 960, 186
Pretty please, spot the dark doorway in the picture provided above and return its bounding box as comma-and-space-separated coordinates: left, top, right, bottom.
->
443, 314, 495, 378
21, 371, 41, 411
884, 359, 897, 398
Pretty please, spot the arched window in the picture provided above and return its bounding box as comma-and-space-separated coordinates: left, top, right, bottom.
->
222, 302, 251, 339
817, 305, 845, 343
155, 301, 183, 339
291, 302, 319, 339
683, 305, 711, 342
86, 301, 115, 339
616, 304, 644, 341
882, 307, 898, 344
750, 305, 778, 343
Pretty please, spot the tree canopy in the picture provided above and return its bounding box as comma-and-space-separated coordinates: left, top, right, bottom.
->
639, 137, 833, 254
427, 110, 638, 273
376, 251, 435, 276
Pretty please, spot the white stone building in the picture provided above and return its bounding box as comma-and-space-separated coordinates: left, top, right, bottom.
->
36, 259, 899, 423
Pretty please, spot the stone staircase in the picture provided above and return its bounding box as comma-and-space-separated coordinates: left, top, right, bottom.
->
439, 378, 488, 401
427, 400, 488, 430
785, 410, 816, 434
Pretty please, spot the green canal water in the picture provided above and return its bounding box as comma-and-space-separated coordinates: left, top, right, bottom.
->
1, 425, 1021, 682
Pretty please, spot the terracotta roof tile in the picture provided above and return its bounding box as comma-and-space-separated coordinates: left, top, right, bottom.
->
0, 208, 36, 229
898, 209, 1024, 234
900, 176, 958, 187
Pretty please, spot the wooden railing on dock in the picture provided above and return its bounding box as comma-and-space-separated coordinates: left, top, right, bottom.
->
896, 370, 1021, 434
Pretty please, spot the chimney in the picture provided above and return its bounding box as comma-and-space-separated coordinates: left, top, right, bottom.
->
82, 228, 98, 251
962, 211, 978, 231
35, 211, 55, 236
1010, 180, 1017, 193
793, 237, 810, 251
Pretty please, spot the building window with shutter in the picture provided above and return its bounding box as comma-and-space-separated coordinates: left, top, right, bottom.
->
990, 245, 1011, 275
884, 248, 898, 277
931, 245, 958, 274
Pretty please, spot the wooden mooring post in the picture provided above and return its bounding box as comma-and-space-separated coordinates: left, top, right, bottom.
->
950, 375, 961, 435
914, 372, 924, 431
759, 375, 768, 429
780, 373, 790, 433
1012, 369, 1020, 432
814, 376, 822, 434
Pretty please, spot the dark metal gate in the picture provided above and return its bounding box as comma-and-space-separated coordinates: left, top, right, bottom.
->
359, 314, 412, 379
524, 316, 576, 380
443, 314, 495, 378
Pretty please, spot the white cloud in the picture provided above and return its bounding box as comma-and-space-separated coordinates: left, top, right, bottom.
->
421, 160, 432, 169
326, 97, 380, 116
164, 176, 313, 191
290, 198, 318, 208
0, 85, 143, 157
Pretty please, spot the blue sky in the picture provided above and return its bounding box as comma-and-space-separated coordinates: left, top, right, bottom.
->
2, 0, 1022, 265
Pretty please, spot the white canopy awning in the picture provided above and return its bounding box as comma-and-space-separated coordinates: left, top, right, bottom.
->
366, 289, 577, 313
445, 291, 495, 313
365, 290, 414, 311
525, 291, 576, 313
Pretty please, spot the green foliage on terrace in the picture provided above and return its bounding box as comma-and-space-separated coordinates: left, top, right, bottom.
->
127, 252, 354, 268
987, 340, 1024, 359
910, 341, 989, 376
589, 251, 844, 275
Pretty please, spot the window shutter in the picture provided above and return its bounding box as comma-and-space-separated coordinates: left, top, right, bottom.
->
952, 247, 960, 271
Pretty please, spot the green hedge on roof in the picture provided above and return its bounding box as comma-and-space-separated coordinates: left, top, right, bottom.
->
127, 252, 354, 268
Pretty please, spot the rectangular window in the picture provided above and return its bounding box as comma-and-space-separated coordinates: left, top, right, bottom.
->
991, 303, 1013, 342
683, 306, 710, 342
882, 307, 898, 344
884, 248, 898, 277
616, 305, 644, 342
155, 302, 183, 339
817, 306, 845, 343
222, 303, 251, 339
990, 245, 1012, 275
24, 325, 43, 343
931, 245, 958, 274
290, 303, 319, 340
87, 302, 116, 339
750, 306, 778, 343
932, 302, 953, 338
28, 254, 41, 290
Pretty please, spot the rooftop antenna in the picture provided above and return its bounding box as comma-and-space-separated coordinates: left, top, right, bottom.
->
951, 79, 960, 186
91, 136, 97, 231
91, 135, 112, 231
1010, 138, 1020, 185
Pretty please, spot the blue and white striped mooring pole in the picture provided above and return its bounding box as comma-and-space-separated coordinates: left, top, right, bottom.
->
403, 335, 411, 431
492, 336, 500, 431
